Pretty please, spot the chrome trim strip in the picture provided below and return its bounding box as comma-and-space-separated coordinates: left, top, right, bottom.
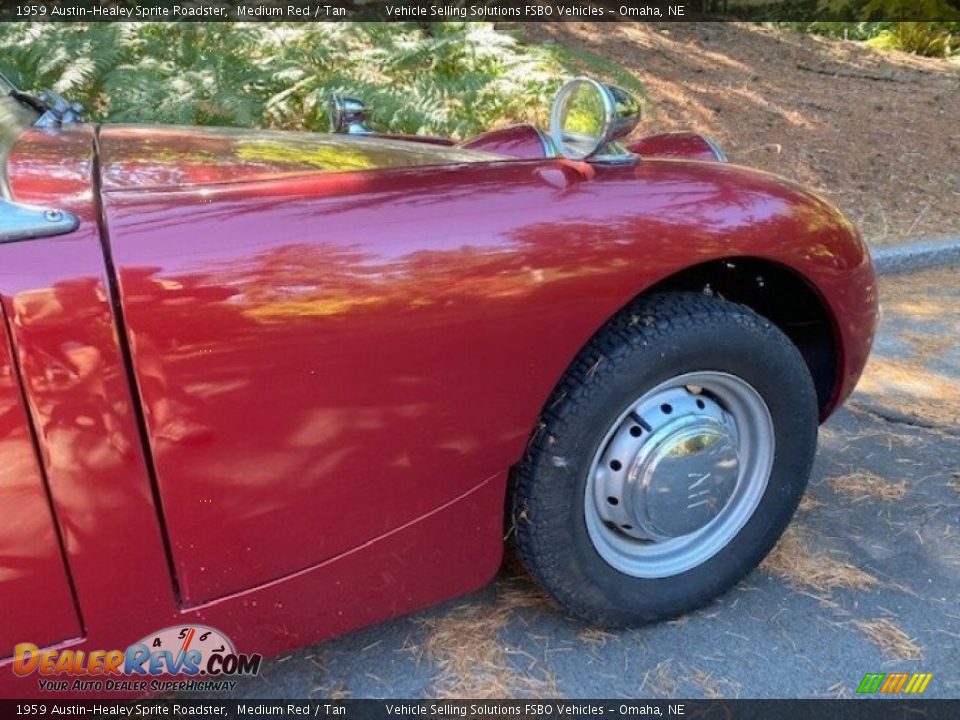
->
703, 135, 728, 163
590, 152, 639, 165
532, 126, 559, 158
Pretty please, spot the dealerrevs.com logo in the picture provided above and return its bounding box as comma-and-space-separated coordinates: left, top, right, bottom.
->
13, 625, 262, 693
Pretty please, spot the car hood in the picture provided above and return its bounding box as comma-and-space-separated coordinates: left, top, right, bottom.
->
98, 124, 502, 192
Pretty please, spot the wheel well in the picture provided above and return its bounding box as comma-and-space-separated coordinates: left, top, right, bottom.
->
644, 258, 839, 415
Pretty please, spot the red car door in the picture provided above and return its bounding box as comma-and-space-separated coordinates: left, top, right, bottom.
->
0, 302, 82, 656
98, 126, 597, 606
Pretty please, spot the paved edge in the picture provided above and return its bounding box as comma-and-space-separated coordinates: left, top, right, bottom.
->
872, 235, 960, 275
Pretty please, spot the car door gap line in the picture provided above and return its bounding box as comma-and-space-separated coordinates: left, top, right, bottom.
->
0, 301, 87, 638
91, 124, 185, 607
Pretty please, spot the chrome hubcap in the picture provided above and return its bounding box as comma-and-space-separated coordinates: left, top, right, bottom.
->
585, 372, 775, 578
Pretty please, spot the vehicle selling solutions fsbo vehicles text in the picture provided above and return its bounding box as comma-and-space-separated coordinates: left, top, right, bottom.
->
383, 5, 684, 18
382, 704, 684, 716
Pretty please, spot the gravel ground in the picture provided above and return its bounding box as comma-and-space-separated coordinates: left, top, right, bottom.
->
184, 268, 960, 701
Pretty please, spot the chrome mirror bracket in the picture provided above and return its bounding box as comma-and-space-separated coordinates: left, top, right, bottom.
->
328, 93, 373, 135
33, 89, 85, 128
0, 197, 79, 243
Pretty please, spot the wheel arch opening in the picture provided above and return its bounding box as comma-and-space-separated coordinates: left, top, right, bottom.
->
642, 257, 840, 418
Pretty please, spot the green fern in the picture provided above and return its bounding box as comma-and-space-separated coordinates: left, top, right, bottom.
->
0, 22, 583, 138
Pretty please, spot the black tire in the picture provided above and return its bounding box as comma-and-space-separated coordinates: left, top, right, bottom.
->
511, 291, 819, 626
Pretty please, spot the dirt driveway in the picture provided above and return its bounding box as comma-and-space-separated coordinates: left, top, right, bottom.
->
188, 268, 960, 700
521, 22, 960, 246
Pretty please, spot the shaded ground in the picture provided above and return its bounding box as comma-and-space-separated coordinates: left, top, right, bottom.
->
521, 22, 960, 245
191, 268, 960, 700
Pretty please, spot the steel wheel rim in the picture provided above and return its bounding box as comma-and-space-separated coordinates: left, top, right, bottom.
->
584, 371, 775, 578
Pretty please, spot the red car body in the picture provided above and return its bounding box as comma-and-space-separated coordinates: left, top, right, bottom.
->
0, 116, 877, 696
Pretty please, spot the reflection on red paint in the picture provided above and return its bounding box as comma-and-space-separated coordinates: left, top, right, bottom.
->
0, 121, 876, 698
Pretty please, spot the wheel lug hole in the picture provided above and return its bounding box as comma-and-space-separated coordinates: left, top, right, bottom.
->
629, 425, 642, 437
606, 496, 619, 506
696, 399, 706, 410
660, 403, 673, 415
609, 459, 622, 471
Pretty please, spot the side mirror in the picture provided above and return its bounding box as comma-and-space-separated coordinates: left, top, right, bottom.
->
549, 78, 641, 162
328, 93, 373, 135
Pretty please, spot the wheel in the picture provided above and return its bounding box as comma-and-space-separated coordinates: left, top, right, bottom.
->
511, 291, 819, 626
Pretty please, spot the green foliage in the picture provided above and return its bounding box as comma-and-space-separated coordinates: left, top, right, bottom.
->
0, 22, 572, 138
864, 22, 957, 55
775, 22, 883, 40
774, 1, 960, 56
783, 19, 959, 55
820, 0, 959, 23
